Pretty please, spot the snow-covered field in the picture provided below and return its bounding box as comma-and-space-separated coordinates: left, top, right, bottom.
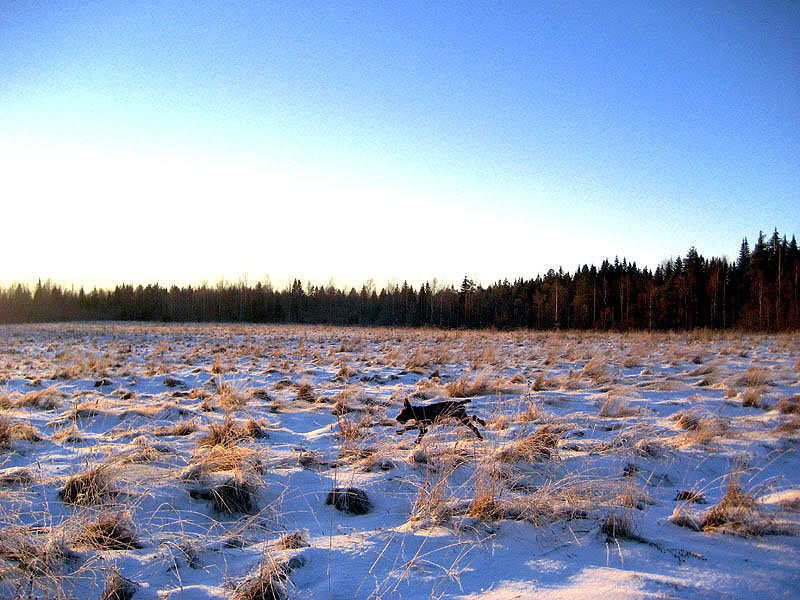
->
0, 323, 798, 600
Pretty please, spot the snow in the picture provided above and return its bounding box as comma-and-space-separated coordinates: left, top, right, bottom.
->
0, 323, 798, 599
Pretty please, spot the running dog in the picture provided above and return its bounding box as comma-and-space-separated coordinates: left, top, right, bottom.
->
395, 397, 486, 444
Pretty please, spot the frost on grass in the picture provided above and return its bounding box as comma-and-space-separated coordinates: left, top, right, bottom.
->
0, 324, 799, 599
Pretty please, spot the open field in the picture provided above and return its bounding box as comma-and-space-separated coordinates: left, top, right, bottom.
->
0, 323, 798, 599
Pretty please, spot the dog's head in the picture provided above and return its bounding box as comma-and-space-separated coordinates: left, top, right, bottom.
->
395, 398, 414, 424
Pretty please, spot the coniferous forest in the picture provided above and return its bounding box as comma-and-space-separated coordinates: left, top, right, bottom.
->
2, 230, 799, 331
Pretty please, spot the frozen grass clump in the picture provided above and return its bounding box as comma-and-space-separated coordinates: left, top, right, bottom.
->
295, 381, 315, 402
735, 367, 772, 388
598, 396, 638, 418
15, 386, 66, 410
211, 473, 260, 514
494, 425, 560, 463
59, 465, 116, 506
99, 568, 139, 600
700, 474, 758, 533
326, 487, 372, 515
777, 395, 800, 415
601, 511, 637, 540
197, 417, 262, 447
0, 467, 34, 486
742, 387, 764, 409
276, 531, 309, 550
76, 511, 141, 550
183, 444, 264, 480
232, 557, 289, 600
0, 417, 42, 449
445, 370, 495, 398
153, 419, 198, 436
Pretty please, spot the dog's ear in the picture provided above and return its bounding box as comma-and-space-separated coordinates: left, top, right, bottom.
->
403, 397, 412, 409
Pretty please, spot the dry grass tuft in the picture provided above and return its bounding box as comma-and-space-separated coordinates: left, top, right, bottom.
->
76, 511, 140, 550
211, 473, 260, 514
276, 531, 309, 550
16, 386, 66, 410
326, 487, 372, 515
700, 473, 758, 533
295, 382, 315, 402
186, 444, 264, 478
154, 419, 198, 436
197, 416, 264, 447
774, 417, 800, 435
777, 395, 800, 415
232, 557, 289, 600
494, 425, 560, 463
0, 467, 34, 486
445, 370, 495, 398
59, 465, 115, 505
599, 396, 639, 418
735, 367, 772, 387
0, 417, 42, 449
673, 411, 699, 430
600, 511, 638, 540
100, 568, 139, 600
742, 387, 764, 409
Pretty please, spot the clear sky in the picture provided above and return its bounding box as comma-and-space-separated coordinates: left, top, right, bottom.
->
2, 1, 798, 290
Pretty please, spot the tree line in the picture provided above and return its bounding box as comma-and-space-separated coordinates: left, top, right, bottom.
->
2, 229, 798, 331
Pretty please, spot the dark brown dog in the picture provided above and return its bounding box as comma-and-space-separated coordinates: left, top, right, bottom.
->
395, 398, 486, 444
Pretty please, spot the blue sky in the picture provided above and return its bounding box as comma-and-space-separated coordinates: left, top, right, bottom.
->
2, 1, 798, 289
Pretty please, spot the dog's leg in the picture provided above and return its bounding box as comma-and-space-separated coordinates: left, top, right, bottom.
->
471, 415, 487, 427
414, 427, 428, 445
396, 423, 419, 435
458, 415, 483, 440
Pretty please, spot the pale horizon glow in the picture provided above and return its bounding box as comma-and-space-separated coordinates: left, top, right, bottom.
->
2, 2, 798, 291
